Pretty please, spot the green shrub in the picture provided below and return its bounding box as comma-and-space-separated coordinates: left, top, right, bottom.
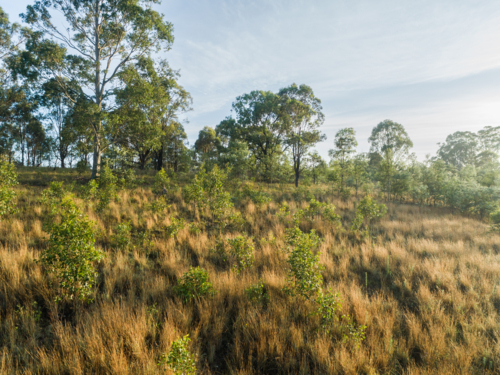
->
158, 335, 196, 375
313, 289, 367, 347
227, 236, 254, 274
82, 179, 99, 201
188, 223, 200, 235
241, 183, 272, 205
134, 229, 155, 254
111, 221, 132, 250
40, 197, 104, 301
183, 165, 236, 230
283, 228, 323, 300
276, 202, 291, 220
41, 181, 65, 206
292, 186, 315, 202
341, 314, 367, 347
491, 210, 500, 232
96, 163, 119, 212
174, 267, 215, 302
75, 160, 89, 176
117, 168, 137, 189
0, 156, 18, 220
165, 217, 185, 238
350, 195, 387, 235
152, 168, 171, 196
278, 199, 341, 228
245, 279, 269, 305
314, 290, 342, 332
147, 197, 171, 217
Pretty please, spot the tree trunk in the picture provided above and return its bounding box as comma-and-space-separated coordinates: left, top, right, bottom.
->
294, 157, 300, 187
91, 133, 101, 179
156, 145, 164, 171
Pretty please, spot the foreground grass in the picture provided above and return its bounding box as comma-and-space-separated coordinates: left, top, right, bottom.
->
1, 168, 500, 374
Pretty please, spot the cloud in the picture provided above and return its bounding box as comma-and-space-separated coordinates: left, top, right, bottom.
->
4, 0, 500, 159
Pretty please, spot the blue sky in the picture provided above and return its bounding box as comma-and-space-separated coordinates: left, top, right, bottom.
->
4, 0, 500, 159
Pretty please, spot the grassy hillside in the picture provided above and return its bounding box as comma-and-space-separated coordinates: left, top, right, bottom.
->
1, 167, 500, 374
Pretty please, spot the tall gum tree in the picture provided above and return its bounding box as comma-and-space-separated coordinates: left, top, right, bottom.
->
368, 119, 413, 200
329, 127, 357, 194
279, 84, 325, 187
21, 0, 174, 178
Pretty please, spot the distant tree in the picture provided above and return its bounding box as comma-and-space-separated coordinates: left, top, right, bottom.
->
478, 126, 500, 154
369, 120, 413, 200
161, 121, 190, 172
350, 153, 368, 198
21, 0, 174, 178
279, 84, 326, 187
437, 131, 478, 170
308, 151, 326, 184
329, 128, 357, 195
229, 91, 288, 180
38, 78, 80, 168
194, 126, 221, 167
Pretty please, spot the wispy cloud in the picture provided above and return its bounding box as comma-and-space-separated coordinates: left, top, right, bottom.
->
4, 0, 500, 158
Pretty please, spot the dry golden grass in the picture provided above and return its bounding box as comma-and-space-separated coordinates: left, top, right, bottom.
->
1, 168, 500, 374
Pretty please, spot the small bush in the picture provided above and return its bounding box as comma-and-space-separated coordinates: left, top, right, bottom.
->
245, 279, 269, 305
0, 156, 18, 220
158, 335, 196, 375
314, 290, 342, 332
152, 168, 171, 196
75, 160, 88, 176
241, 183, 272, 205
147, 197, 171, 217
183, 165, 236, 231
350, 195, 387, 235
41, 181, 65, 206
313, 289, 367, 347
283, 228, 323, 300
111, 221, 132, 250
490, 210, 500, 232
227, 236, 255, 274
165, 217, 186, 238
96, 163, 119, 212
40, 197, 104, 301
117, 168, 137, 188
134, 229, 155, 254
174, 267, 215, 302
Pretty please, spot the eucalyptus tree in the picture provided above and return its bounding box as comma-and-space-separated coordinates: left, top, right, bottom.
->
437, 131, 478, 170
229, 90, 289, 180
350, 153, 368, 198
308, 150, 326, 185
369, 120, 413, 200
194, 126, 221, 168
329, 127, 357, 194
21, 0, 174, 178
112, 57, 184, 169
38, 79, 81, 168
279, 84, 325, 187
161, 121, 189, 172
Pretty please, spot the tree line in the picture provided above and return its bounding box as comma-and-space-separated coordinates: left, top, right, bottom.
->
2, 2, 500, 217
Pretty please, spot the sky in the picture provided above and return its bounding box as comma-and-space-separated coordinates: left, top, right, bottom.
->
3, 0, 500, 160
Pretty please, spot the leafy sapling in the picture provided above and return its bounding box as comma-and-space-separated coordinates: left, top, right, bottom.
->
158, 335, 196, 375
40, 197, 104, 302
350, 195, 387, 236
174, 267, 215, 302
283, 228, 323, 299
111, 221, 132, 250
0, 156, 18, 220
227, 236, 255, 274
245, 279, 269, 305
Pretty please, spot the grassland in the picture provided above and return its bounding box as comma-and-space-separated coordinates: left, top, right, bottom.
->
1, 167, 500, 374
